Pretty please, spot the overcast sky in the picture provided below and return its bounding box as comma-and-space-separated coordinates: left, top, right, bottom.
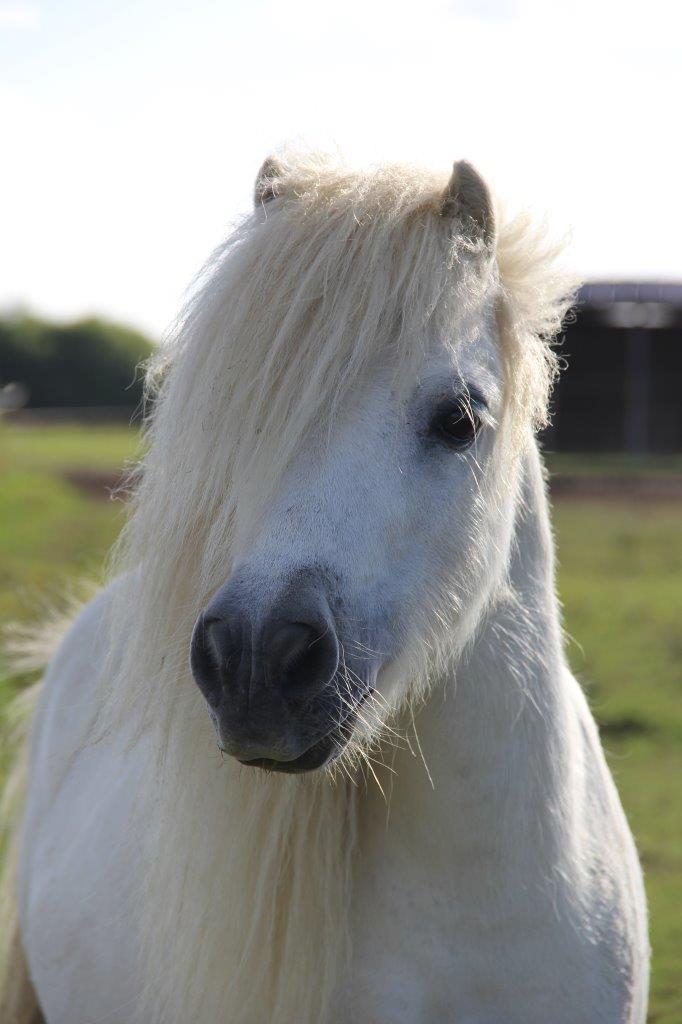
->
1, 0, 680, 338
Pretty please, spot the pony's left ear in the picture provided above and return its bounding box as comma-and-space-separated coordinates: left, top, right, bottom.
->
440, 160, 496, 249
254, 156, 285, 208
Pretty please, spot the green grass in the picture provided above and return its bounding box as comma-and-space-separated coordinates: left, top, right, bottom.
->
1, 422, 138, 472
0, 424, 140, 702
545, 452, 682, 478
1, 427, 680, 1021
554, 502, 682, 1023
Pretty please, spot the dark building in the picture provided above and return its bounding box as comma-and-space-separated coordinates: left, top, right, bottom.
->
545, 282, 682, 453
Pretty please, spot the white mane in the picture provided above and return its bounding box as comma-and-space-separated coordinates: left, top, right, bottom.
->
96, 152, 575, 1023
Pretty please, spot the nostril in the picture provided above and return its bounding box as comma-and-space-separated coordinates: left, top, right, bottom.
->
276, 622, 320, 670
190, 614, 225, 708
267, 620, 339, 693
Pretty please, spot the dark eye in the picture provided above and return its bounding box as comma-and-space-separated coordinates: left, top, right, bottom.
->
429, 399, 481, 450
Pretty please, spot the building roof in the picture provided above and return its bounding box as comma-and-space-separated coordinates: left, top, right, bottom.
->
579, 281, 682, 306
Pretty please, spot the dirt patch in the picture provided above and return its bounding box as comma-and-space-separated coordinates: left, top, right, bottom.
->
61, 469, 682, 504
551, 475, 682, 502
597, 714, 656, 738
62, 469, 125, 500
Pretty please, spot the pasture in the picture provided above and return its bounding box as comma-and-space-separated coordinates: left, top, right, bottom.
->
1, 423, 680, 1023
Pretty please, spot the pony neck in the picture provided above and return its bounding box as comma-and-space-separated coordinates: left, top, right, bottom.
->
368, 442, 569, 863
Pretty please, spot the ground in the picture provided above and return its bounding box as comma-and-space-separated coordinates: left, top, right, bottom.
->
1, 423, 680, 1023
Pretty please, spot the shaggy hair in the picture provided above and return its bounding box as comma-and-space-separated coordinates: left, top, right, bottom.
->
0, 682, 43, 1024
89, 151, 575, 1024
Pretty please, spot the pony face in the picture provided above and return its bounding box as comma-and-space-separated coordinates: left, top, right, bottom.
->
149, 153, 572, 775
190, 313, 513, 774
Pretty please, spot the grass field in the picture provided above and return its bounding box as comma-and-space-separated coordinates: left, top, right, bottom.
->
1, 423, 681, 1022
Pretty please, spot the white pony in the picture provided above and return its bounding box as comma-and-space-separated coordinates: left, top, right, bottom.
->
0, 152, 648, 1024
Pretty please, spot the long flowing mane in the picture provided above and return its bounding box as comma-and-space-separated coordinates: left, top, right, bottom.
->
98, 152, 574, 1023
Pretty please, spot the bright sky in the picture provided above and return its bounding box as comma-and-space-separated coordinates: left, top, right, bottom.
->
1, 0, 680, 338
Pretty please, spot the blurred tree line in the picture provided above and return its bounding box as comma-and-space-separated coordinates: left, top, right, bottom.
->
0, 313, 154, 408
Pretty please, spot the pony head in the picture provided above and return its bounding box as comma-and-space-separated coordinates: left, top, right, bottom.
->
111, 151, 573, 777
177, 154, 568, 774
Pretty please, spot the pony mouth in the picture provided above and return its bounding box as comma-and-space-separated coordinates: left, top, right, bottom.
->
238, 689, 372, 774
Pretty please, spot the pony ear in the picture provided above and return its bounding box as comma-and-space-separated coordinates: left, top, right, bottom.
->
440, 160, 496, 248
254, 156, 285, 208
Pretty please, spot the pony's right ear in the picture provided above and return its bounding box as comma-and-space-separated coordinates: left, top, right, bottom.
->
254, 156, 285, 208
